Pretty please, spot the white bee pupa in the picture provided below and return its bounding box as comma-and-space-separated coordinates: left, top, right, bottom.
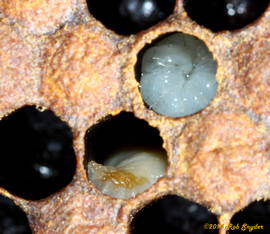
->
140, 33, 218, 118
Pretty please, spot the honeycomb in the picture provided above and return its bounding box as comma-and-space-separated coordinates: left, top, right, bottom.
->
0, 0, 270, 233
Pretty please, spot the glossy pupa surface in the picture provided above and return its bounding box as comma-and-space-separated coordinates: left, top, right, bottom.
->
139, 33, 218, 118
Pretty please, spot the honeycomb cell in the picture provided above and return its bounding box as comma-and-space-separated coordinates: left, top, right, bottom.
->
235, 39, 270, 115
0, 194, 31, 234
176, 111, 269, 213
131, 195, 218, 234
137, 33, 217, 118
0, 25, 39, 113
85, 112, 168, 199
41, 25, 121, 122
230, 200, 270, 233
87, 0, 175, 35
184, 0, 270, 32
2, 0, 76, 35
0, 106, 76, 200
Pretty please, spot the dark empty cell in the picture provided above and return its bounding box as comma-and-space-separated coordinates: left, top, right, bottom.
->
184, 0, 270, 32
0, 106, 76, 200
230, 200, 270, 233
0, 194, 31, 234
87, 0, 175, 35
131, 195, 218, 234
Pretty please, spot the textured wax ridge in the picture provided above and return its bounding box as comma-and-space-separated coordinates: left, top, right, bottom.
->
140, 33, 218, 118
88, 151, 167, 199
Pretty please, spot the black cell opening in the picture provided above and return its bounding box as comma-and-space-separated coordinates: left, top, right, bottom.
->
85, 111, 165, 166
0, 194, 31, 234
230, 200, 270, 233
184, 0, 270, 32
86, 0, 175, 35
0, 106, 76, 200
131, 195, 218, 234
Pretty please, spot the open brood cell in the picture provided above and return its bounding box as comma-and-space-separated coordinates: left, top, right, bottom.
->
1, 0, 270, 233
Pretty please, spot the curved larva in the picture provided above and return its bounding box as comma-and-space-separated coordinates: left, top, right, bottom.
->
140, 33, 218, 118
88, 151, 167, 199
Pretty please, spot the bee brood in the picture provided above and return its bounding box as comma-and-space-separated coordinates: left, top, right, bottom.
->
139, 33, 218, 118
88, 151, 167, 199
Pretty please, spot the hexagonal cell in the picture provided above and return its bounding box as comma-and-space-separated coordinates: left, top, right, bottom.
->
230, 200, 270, 233
85, 112, 168, 199
86, 0, 175, 35
130, 195, 218, 234
0, 106, 76, 200
184, 0, 270, 32
136, 32, 218, 118
0, 194, 31, 234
